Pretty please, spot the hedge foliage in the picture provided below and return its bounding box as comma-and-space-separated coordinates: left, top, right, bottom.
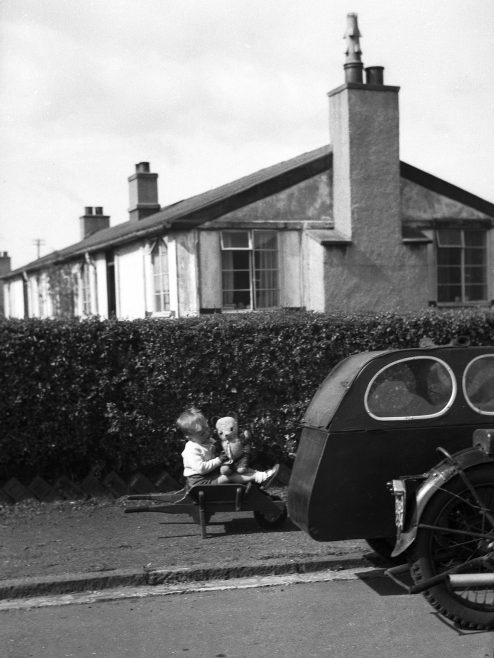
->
1, 309, 494, 481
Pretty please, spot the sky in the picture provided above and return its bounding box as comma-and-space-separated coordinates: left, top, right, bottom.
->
1, 0, 493, 270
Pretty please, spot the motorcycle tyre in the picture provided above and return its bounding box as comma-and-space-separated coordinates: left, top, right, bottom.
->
408, 464, 494, 630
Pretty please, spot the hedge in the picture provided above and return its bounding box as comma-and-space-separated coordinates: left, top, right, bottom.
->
1, 309, 493, 481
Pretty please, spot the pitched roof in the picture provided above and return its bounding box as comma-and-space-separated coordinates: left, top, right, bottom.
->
5, 144, 494, 279
6, 145, 332, 277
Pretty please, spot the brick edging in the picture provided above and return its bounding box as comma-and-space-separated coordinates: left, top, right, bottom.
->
0, 553, 370, 600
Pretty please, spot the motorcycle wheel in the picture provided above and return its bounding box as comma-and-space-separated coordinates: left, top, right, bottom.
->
409, 464, 494, 630
253, 497, 287, 529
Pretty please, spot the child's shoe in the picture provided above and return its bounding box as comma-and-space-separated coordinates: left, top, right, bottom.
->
259, 463, 280, 489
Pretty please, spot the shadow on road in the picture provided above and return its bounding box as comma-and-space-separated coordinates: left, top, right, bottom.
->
223, 517, 299, 535
355, 569, 410, 597
155, 516, 299, 539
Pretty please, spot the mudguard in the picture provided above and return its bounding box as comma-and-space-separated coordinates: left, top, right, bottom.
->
391, 431, 494, 557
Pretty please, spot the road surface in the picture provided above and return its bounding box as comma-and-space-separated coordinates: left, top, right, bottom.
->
2, 568, 493, 657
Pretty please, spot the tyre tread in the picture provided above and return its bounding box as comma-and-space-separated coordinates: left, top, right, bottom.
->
409, 559, 494, 630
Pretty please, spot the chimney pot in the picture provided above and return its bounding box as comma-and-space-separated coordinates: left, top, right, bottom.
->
136, 162, 150, 173
365, 66, 384, 85
84, 206, 93, 215
95, 206, 103, 215
343, 13, 363, 83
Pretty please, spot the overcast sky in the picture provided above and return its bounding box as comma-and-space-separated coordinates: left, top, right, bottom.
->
1, 0, 493, 269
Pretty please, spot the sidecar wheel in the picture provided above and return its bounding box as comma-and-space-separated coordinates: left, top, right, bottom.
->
254, 498, 287, 530
409, 464, 494, 630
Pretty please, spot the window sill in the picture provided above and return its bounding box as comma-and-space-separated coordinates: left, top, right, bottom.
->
435, 302, 489, 309
221, 307, 283, 313
146, 310, 175, 319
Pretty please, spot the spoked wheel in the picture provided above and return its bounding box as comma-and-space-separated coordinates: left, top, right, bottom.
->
409, 464, 494, 630
253, 497, 288, 530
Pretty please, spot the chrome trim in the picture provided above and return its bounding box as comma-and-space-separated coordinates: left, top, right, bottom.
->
463, 354, 494, 416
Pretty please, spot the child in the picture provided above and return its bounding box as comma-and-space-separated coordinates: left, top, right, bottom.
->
177, 407, 279, 488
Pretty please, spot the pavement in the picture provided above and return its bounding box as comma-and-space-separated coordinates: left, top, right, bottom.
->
0, 490, 379, 600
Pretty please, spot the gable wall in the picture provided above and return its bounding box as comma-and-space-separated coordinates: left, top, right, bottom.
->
201, 171, 333, 227
401, 179, 492, 221
198, 172, 333, 312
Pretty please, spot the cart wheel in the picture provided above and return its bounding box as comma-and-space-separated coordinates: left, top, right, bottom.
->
254, 499, 288, 530
365, 537, 406, 564
409, 464, 494, 630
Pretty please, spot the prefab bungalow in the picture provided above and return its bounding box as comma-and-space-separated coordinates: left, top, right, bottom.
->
3, 15, 494, 319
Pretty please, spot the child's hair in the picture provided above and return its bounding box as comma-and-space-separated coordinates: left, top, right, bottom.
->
176, 407, 207, 438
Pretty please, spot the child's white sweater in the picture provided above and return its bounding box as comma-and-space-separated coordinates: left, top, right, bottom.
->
181, 440, 222, 477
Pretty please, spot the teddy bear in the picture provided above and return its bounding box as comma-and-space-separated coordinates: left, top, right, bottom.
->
215, 416, 251, 475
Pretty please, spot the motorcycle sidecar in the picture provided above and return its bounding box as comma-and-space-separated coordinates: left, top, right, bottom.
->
287, 344, 494, 550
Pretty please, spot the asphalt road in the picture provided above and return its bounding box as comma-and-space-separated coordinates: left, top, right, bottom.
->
2, 569, 493, 658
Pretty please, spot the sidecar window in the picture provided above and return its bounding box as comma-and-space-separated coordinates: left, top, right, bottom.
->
464, 355, 494, 415
365, 357, 455, 420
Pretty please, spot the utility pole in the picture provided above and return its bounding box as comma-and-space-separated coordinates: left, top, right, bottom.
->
33, 238, 45, 259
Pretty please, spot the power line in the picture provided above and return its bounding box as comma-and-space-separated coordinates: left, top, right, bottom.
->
33, 239, 45, 259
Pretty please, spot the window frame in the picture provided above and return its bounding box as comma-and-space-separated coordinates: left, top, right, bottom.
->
220, 229, 279, 311
220, 231, 252, 250
150, 238, 170, 313
436, 228, 487, 305
364, 356, 457, 421
463, 355, 494, 416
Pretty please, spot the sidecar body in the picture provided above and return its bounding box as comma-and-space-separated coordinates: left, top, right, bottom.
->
287, 344, 494, 542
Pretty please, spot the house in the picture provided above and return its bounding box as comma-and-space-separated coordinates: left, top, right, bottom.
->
3, 14, 494, 320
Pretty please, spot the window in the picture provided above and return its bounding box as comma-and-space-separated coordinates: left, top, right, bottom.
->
151, 240, 170, 312
81, 264, 91, 316
365, 357, 455, 420
221, 230, 279, 310
464, 356, 494, 415
436, 229, 487, 303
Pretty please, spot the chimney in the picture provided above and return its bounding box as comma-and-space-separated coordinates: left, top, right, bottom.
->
128, 162, 160, 222
0, 251, 11, 277
328, 13, 400, 241
324, 14, 407, 313
0, 252, 11, 317
80, 206, 110, 240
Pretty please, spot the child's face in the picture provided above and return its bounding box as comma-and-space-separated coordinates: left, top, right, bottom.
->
187, 417, 211, 445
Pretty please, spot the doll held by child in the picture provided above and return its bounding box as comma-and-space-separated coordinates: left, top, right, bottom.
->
216, 415, 251, 476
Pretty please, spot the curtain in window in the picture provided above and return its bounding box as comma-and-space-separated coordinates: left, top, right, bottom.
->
254, 231, 279, 308
152, 241, 170, 311
221, 250, 251, 308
